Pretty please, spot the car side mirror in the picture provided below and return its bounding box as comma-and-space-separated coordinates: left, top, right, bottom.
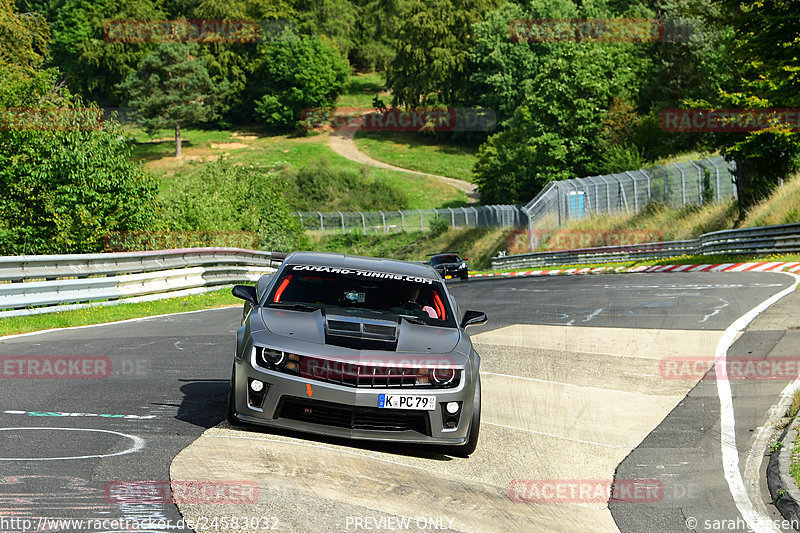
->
460, 310, 487, 328
232, 285, 258, 305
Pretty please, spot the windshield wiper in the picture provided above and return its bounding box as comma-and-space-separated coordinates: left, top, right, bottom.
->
268, 303, 320, 312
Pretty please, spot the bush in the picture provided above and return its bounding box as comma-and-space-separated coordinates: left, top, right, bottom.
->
160, 159, 309, 252
0, 108, 158, 255
285, 159, 408, 212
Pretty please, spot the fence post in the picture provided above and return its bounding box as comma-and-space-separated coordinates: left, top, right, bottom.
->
641, 170, 652, 204
707, 157, 722, 202
625, 171, 639, 212
318, 211, 324, 235
527, 209, 535, 251
448, 207, 455, 226
659, 166, 670, 206
360, 212, 366, 235
678, 164, 686, 207
472, 206, 480, 228
379, 210, 386, 233
337, 211, 345, 234
417, 209, 424, 231
399, 210, 405, 231
461, 207, 469, 226
689, 160, 703, 204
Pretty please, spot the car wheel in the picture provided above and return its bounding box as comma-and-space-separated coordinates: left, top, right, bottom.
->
226, 363, 242, 426
445, 376, 480, 457
460, 272, 469, 281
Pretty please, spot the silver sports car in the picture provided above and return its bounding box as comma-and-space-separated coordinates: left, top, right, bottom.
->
227, 251, 487, 456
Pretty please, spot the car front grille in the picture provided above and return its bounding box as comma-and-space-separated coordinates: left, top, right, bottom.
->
298, 355, 459, 389
276, 397, 431, 435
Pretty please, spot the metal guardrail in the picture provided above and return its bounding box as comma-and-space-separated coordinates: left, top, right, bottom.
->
0, 248, 286, 318
491, 223, 800, 270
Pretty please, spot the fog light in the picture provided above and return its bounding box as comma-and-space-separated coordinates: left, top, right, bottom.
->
446, 401, 460, 414
250, 380, 264, 392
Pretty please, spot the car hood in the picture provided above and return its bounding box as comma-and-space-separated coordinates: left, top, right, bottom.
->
258, 307, 461, 354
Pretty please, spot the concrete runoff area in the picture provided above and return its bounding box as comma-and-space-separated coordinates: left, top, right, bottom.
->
171, 325, 724, 532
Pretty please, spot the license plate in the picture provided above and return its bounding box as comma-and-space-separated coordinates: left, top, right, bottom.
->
378, 394, 436, 411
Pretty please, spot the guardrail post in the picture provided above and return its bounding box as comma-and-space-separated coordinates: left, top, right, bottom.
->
318, 212, 324, 235
417, 209, 424, 231
360, 212, 366, 235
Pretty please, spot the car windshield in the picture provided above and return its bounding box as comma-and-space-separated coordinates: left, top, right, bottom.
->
265, 264, 457, 327
429, 254, 460, 266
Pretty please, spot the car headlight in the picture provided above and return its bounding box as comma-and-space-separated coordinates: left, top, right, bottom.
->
430, 368, 457, 386
253, 346, 300, 373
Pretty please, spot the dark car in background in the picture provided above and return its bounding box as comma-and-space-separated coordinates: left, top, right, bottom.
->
427, 253, 469, 281
228, 251, 488, 456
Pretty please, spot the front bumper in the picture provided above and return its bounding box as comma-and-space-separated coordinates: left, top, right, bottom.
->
231, 360, 475, 445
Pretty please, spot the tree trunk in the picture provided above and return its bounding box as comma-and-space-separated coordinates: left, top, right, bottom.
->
175, 123, 182, 158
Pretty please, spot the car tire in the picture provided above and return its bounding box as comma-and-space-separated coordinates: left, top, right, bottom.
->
445, 376, 480, 457
460, 272, 468, 281
226, 363, 242, 426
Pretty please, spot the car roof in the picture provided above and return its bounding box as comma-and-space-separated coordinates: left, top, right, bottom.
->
283, 251, 439, 280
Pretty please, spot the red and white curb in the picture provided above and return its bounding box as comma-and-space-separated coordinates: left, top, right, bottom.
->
471, 262, 800, 279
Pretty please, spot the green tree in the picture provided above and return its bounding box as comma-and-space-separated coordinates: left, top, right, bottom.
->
118, 42, 223, 157
710, 0, 800, 219
388, 0, 499, 107
46, 0, 164, 105
247, 31, 349, 129
469, 6, 647, 203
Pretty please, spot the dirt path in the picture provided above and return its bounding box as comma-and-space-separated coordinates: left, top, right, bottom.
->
328, 129, 479, 203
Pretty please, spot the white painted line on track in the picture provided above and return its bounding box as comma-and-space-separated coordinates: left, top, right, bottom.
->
714, 272, 800, 533
0, 306, 238, 342
0, 427, 145, 461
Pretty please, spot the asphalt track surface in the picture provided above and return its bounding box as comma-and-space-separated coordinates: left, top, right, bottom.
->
0, 272, 795, 533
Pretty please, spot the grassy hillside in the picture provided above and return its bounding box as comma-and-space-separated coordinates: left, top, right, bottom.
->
353, 132, 479, 182
127, 126, 468, 210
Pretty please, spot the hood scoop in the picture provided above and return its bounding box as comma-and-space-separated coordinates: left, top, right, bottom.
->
325, 315, 398, 351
